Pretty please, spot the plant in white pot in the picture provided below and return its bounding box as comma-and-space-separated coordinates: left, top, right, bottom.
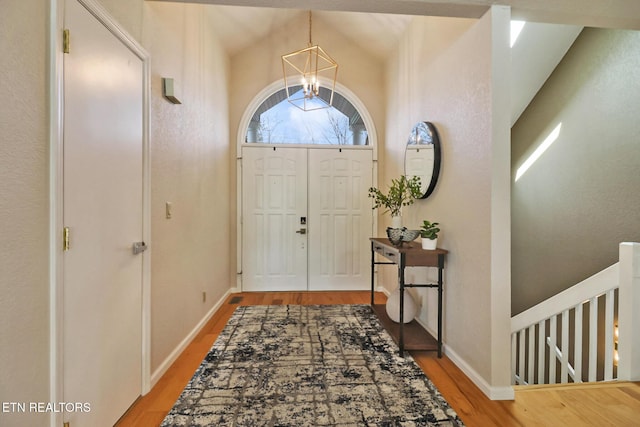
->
420, 220, 440, 250
368, 175, 422, 228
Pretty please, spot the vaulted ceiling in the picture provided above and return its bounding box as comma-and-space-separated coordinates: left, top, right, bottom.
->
151, 0, 640, 59
148, 0, 637, 123
195, 7, 413, 59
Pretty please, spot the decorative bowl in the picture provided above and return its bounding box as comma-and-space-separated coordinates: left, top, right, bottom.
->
401, 229, 420, 242
386, 227, 421, 246
386, 227, 404, 246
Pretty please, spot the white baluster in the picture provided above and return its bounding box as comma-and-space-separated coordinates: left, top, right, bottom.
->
528, 325, 535, 384
574, 304, 583, 383
538, 320, 546, 384
561, 309, 569, 383
604, 289, 615, 381
588, 296, 598, 382
549, 315, 557, 383
511, 332, 517, 385
518, 329, 526, 384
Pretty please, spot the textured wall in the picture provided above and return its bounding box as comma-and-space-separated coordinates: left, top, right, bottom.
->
384, 8, 512, 392
142, 2, 231, 374
0, 1, 50, 426
511, 28, 640, 315
99, 0, 143, 41
0, 3, 232, 424
96, 0, 233, 380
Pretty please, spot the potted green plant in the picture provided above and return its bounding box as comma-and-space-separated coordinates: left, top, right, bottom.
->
420, 220, 440, 249
368, 175, 422, 228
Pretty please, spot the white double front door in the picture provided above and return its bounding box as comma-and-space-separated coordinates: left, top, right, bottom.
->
242, 146, 373, 291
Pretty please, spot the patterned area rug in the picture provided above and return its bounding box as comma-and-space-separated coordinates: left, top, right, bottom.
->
161, 305, 464, 426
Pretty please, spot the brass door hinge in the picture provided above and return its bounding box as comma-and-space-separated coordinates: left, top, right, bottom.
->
63, 29, 70, 54
63, 227, 70, 251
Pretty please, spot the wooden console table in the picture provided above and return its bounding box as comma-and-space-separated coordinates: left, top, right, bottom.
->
370, 237, 448, 357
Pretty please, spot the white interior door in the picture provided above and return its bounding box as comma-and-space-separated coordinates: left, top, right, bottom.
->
242, 146, 373, 291
242, 146, 308, 291
308, 149, 373, 290
63, 1, 143, 425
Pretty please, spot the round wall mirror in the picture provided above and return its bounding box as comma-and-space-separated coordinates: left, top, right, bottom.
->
404, 121, 441, 199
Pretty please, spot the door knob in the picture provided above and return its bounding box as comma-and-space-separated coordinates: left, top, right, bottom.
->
132, 241, 147, 254
295, 228, 307, 235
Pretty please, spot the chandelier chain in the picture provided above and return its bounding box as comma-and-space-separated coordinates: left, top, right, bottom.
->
308, 11, 312, 46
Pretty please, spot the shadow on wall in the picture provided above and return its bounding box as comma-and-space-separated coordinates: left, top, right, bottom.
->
511, 27, 640, 315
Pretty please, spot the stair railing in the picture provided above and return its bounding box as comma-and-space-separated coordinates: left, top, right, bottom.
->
511, 242, 640, 386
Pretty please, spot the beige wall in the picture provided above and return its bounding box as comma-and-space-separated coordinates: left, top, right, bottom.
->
3, 0, 588, 418
100, 0, 143, 41
0, 0, 512, 416
511, 27, 640, 315
103, 0, 234, 376
142, 2, 231, 375
0, 1, 50, 425
228, 11, 386, 282
0, 1, 231, 424
384, 7, 512, 394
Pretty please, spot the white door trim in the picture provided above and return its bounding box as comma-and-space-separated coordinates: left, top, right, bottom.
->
235, 81, 378, 290
48, 1, 151, 426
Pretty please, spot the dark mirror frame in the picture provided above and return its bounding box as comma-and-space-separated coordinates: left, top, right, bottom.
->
404, 121, 441, 199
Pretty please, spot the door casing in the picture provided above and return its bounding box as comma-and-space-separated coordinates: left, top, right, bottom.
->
49, 1, 151, 426
235, 80, 379, 291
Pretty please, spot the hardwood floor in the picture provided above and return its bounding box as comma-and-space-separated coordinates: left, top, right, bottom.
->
116, 291, 640, 426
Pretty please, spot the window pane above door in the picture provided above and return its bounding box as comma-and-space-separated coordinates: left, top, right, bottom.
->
245, 87, 368, 146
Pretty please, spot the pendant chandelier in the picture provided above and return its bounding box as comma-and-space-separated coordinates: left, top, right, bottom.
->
281, 11, 338, 111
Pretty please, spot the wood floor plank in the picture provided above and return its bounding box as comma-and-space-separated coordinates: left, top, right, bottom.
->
116, 292, 640, 427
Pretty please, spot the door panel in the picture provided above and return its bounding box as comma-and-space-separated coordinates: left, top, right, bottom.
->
308, 149, 373, 290
63, 1, 143, 425
242, 147, 308, 291
242, 147, 373, 291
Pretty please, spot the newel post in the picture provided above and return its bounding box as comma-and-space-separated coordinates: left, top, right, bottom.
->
617, 242, 640, 381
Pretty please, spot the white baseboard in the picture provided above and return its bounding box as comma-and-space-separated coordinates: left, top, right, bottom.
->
382, 291, 511, 399
378, 286, 390, 296
444, 345, 515, 401
150, 288, 234, 387
411, 315, 514, 401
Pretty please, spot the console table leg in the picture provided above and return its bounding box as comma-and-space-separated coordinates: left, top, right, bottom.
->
370, 242, 375, 305
437, 255, 444, 358
399, 254, 406, 356
369, 238, 448, 358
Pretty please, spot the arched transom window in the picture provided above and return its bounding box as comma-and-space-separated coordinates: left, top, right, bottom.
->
245, 87, 368, 145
